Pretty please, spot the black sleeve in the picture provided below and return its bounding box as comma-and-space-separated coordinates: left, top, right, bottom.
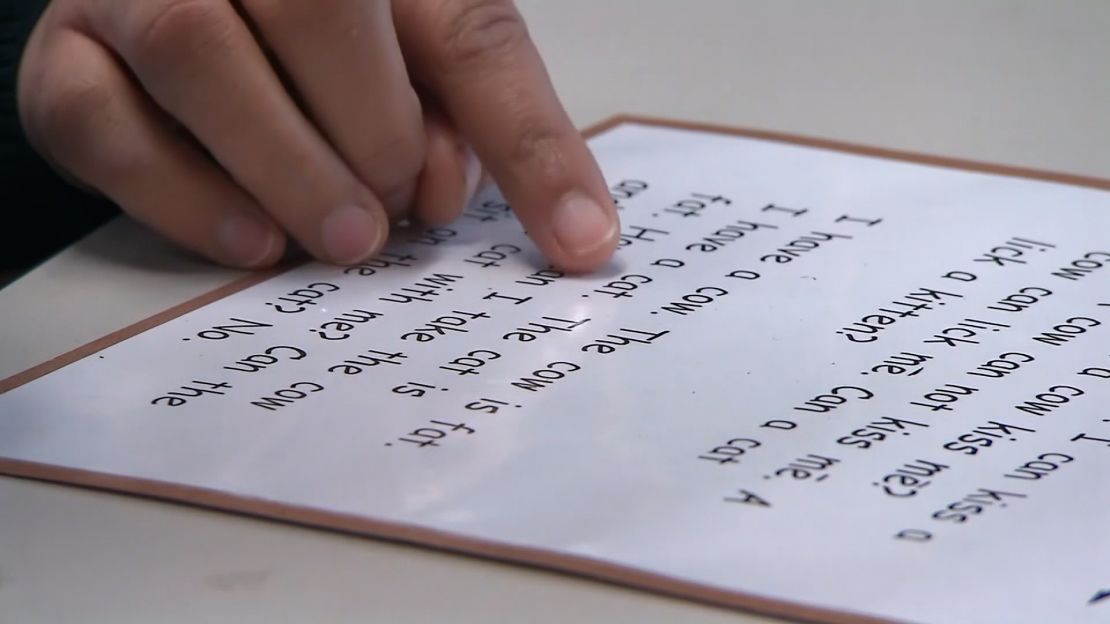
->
1, 1, 119, 273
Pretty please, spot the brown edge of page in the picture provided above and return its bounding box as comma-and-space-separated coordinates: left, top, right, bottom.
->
5, 114, 1109, 624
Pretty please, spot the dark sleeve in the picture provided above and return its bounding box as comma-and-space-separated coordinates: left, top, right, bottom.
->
1, 1, 119, 273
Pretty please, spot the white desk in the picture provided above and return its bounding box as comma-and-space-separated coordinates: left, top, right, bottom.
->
3, 2, 1108, 621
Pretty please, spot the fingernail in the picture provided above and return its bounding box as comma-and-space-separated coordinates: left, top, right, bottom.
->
321, 205, 382, 265
552, 192, 617, 257
219, 215, 276, 267
462, 146, 483, 209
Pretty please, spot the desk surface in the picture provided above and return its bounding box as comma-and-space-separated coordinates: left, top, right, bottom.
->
3, 2, 1108, 622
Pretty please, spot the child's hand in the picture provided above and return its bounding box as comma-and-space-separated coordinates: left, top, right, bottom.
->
17, 0, 619, 272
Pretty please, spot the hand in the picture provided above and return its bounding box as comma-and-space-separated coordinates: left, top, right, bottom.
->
17, 0, 619, 272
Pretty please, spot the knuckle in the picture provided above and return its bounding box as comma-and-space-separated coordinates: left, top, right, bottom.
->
37, 76, 117, 166
508, 115, 568, 178
16, 60, 48, 151
129, 0, 233, 64
233, 0, 289, 31
347, 101, 425, 191
353, 130, 425, 194
435, 0, 529, 71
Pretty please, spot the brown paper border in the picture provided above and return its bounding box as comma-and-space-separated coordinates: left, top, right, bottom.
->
594, 114, 1110, 190
4, 115, 1108, 624
0, 268, 284, 394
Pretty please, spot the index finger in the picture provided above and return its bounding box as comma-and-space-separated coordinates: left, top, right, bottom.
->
394, 0, 619, 272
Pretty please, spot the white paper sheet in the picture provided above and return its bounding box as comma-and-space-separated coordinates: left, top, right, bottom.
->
2, 121, 1109, 624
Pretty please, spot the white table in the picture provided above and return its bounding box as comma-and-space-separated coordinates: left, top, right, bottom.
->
3, 2, 1108, 621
